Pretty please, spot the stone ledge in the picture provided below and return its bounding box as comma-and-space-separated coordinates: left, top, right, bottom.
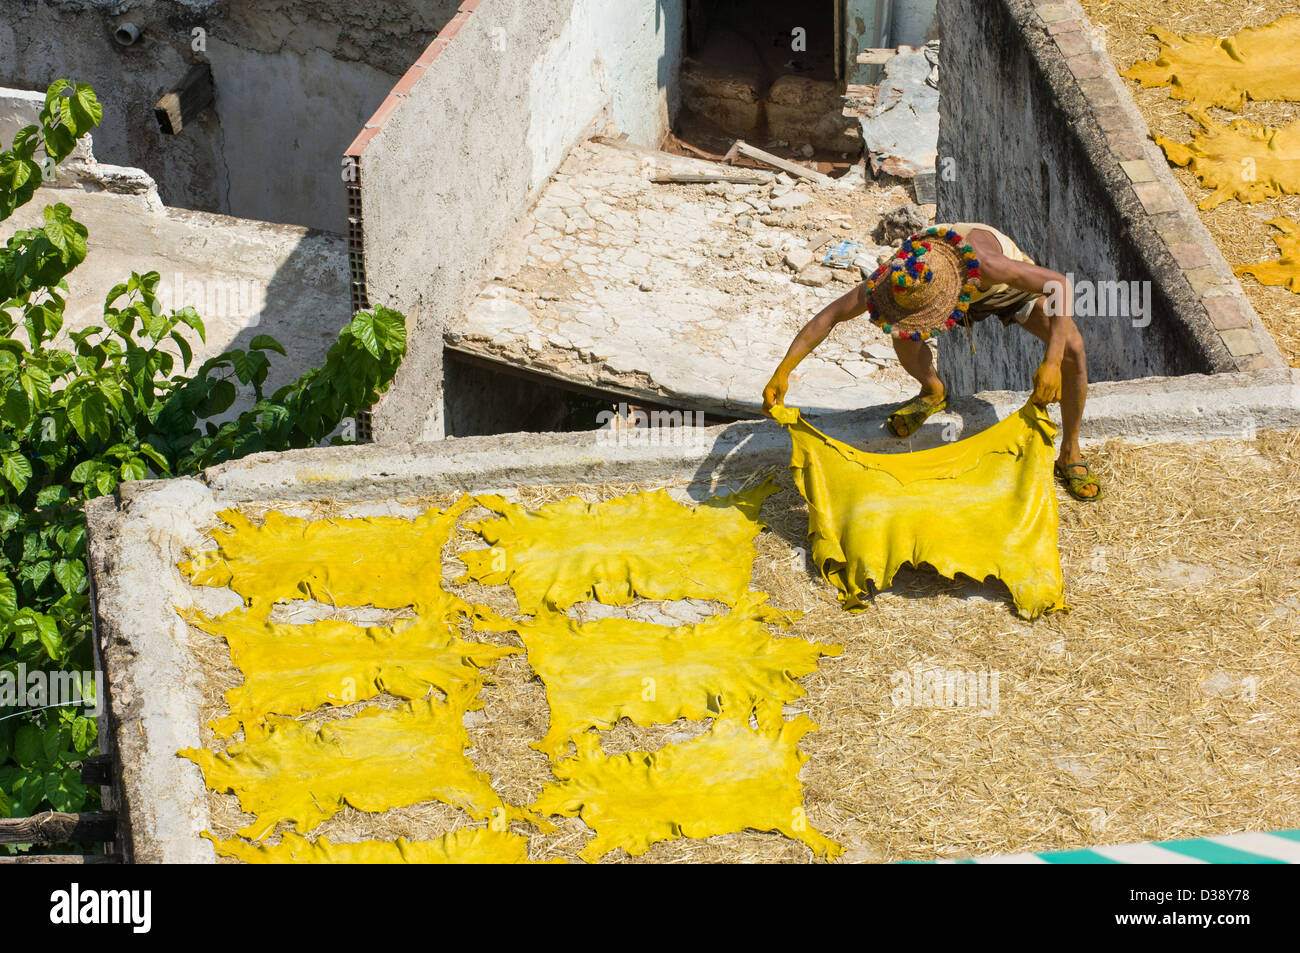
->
1220, 328, 1263, 358
1203, 294, 1252, 331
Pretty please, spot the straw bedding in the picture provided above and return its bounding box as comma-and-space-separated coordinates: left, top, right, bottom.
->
184, 425, 1300, 863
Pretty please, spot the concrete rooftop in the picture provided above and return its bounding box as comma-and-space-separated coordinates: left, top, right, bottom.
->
448, 138, 922, 417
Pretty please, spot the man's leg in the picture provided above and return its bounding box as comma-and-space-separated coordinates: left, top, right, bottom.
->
1016, 299, 1096, 496
891, 337, 945, 403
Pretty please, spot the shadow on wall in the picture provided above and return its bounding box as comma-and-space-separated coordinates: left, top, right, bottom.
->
933, 0, 1220, 396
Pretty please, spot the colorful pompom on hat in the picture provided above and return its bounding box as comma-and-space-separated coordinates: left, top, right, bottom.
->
863, 226, 983, 342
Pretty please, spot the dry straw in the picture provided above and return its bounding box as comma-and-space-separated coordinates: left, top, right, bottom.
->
1079, 0, 1300, 367
186, 426, 1300, 863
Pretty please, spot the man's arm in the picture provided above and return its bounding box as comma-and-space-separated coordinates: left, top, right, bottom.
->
762, 282, 870, 413
969, 231, 1074, 406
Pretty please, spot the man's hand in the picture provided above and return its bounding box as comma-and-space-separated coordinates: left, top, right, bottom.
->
762, 373, 788, 415
1031, 360, 1062, 407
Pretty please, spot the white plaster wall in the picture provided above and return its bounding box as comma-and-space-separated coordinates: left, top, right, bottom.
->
525, 0, 683, 197
205, 40, 398, 233
364, 0, 685, 442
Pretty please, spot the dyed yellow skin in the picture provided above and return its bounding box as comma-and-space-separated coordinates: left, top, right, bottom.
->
475, 593, 840, 760
459, 483, 777, 612
179, 685, 540, 840
181, 607, 518, 737
1238, 217, 1300, 293
1155, 110, 1300, 209
203, 828, 541, 864
533, 702, 842, 861
180, 498, 472, 613
1123, 16, 1300, 109
771, 400, 1065, 620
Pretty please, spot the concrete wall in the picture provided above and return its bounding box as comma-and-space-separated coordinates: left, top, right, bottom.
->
933, 0, 1284, 396
0, 86, 93, 163
891, 0, 940, 46
846, 0, 891, 85
0, 0, 459, 233
353, 0, 686, 443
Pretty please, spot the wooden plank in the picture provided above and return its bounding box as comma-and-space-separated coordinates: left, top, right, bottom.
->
724, 141, 835, 187
855, 48, 897, 65
0, 811, 117, 845
651, 172, 772, 185
0, 853, 118, 864
153, 63, 214, 135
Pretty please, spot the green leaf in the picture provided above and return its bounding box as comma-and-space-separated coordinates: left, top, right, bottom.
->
67, 389, 108, 442
21, 366, 52, 403
13, 725, 43, 766
21, 559, 52, 589
43, 123, 76, 162
35, 485, 69, 507
1, 453, 32, 493
249, 334, 286, 356
43, 79, 70, 113
170, 329, 193, 370
94, 468, 118, 496
0, 154, 32, 191
53, 559, 87, 596
196, 379, 236, 418
41, 723, 60, 765
175, 306, 205, 341
42, 204, 87, 261
0, 571, 17, 623
69, 459, 102, 484
71, 716, 95, 753
351, 313, 381, 358
3, 386, 31, 428
119, 457, 146, 482
136, 442, 169, 473
69, 83, 103, 133
229, 350, 253, 384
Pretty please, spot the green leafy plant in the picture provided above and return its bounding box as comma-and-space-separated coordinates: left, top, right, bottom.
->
0, 80, 406, 852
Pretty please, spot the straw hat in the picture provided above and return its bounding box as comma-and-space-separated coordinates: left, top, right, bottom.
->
865, 226, 983, 341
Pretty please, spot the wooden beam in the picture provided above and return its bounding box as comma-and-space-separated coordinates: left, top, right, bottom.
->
0, 811, 117, 845
724, 140, 835, 187
855, 48, 897, 65
651, 172, 772, 185
79, 753, 113, 786
154, 63, 214, 135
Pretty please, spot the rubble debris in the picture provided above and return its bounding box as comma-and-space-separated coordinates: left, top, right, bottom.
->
795, 266, 833, 287
652, 172, 773, 186
770, 191, 812, 211
451, 137, 920, 416
784, 248, 815, 271
823, 240, 860, 269
725, 140, 835, 187
859, 42, 941, 178
873, 202, 929, 245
